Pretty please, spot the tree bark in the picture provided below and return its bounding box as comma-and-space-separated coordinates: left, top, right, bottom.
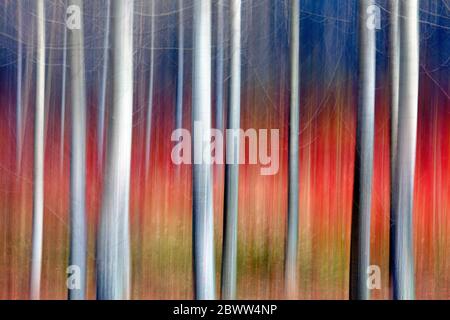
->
98, 0, 111, 167
68, 0, 87, 300
221, 0, 241, 301
388, 0, 400, 299
349, 0, 376, 300
192, 0, 215, 300
391, 0, 419, 300
285, 0, 300, 299
30, 0, 46, 300
97, 0, 134, 300
176, 0, 184, 130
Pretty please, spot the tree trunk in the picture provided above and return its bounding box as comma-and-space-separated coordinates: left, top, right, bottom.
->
68, 0, 87, 300
98, 0, 111, 167
221, 0, 241, 300
192, 0, 215, 300
30, 0, 46, 300
349, 0, 376, 300
16, 0, 23, 168
388, 0, 400, 298
285, 0, 300, 299
97, 0, 134, 300
215, 0, 224, 132
176, 0, 184, 130
391, 0, 419, 300
60, 24, 67, 173
145, 0, 156, 178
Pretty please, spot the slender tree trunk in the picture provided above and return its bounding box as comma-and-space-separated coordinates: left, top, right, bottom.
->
215, 0, 224, 132
145, 0, 156, 178
285, 0, 300, 299
221, 0, 241, 301
97, 0, 134, 300
98, 0, 111, 167
388, 0, 400, 298
192, 0, 215, 300
176, 0, 184, 130
349, 0, 376, 300
30, 0, 46, 300
16, 0, 23, 168
391, 0, 419, 300
60, 24, 67, 173
68, 0, 87, 300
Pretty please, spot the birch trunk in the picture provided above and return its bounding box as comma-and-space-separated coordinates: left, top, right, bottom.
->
98, 0, 111, 166
285, 0, 300, 299
16, 0, 23, 168
68, 0, 87, 300
145, 0, 156, 177
215, 0, 224, 132
349, 0, 376, 300
176, 0, 184, 130
391, 0, 419, 300
192, 0, 215, 300
388, 0, 400, 298
60, 24, 67, 172
221, 0, 241, 300
30, 0, 46, 300
97, 0, 134, 300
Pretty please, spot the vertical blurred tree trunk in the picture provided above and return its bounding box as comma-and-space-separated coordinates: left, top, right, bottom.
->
97, 0, 134, 300
215, 0, 224, 132
285, 0, 300, 299
60, 24, 67, 172
391, 0, 419, 300
192, 0, 215, 300
68, 0, 87, 300
221, 0, 241, 301
145, 0, 156, 178
98, 0, 111, 167
176, 0, 184, 130
16, 0, 23, 168
350, 0, 376, 300
388, 0, 400, 298
30, 0, 46, 300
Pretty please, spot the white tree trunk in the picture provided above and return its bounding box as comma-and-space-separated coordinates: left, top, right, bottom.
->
60, 24, 67, 173
350, 0, 376, 300
221, 0, 241, 301
98, 0, 111, 167
145, 0, 156, 178
16, 0, 23, 168
388, 0, 400, 298
30, 0, 46, 300
97, 0, 134, 300
215, 0, 224, 132
176, 0, 184, 130
391, 0, 419, 300
68, 0, 87, 300
192, 0, 215, 300
285, 0, 300, 299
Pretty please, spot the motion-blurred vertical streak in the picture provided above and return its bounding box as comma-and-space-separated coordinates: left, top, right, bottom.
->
388, 0, 400, 299
215, 0, 224, 132
97, 0, 134, 300
16, 0, 23, 168
30, 0, 46, 300
221, 0, 241, 301
176, 0, 184, 130
145, 0, 156, 178
350, 0, 376, 300
98, 0, 111, 167
391, 0, 419, 300
192, 0, 215, 300
285, 0, 300, 299
68, 0, 87, 300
